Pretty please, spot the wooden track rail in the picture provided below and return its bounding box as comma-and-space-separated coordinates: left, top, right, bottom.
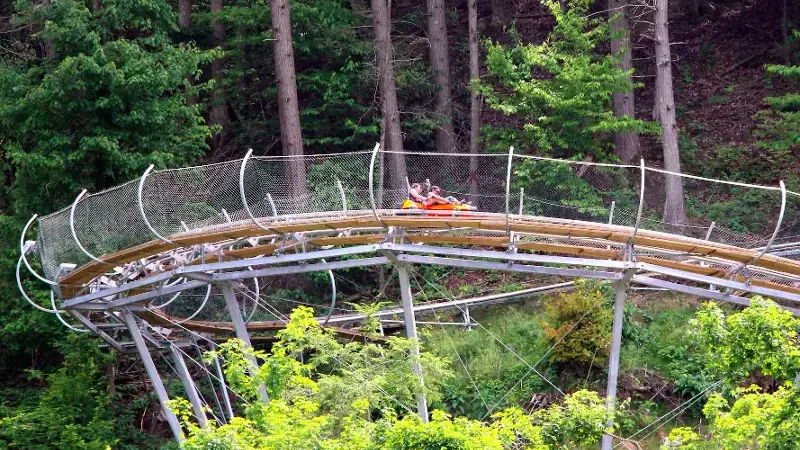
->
56, 212, 800, 300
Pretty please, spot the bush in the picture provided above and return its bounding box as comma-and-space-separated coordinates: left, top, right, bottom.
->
542, 281, 613, 367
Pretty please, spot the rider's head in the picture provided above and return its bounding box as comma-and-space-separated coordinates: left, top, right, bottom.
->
411, 183, 421, 192
431, 186, 441, 194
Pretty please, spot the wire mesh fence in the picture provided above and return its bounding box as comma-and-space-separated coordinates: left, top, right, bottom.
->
33, 145, 799, 284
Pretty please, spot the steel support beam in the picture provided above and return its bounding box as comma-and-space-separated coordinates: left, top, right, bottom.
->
395, 263, 429, 423
638, 262, 800, 305
121, 311, 183, 442
169, 345, 208, 428
220, 283, 270, 403
602, 269, 635, 450
396, 254, 624, 280
214, 355, 235, 419
383, 242, 632, 269
66, 244, 382, 308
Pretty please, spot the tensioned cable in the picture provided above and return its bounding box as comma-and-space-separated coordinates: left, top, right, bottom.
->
413, 268, 565, 397
238, 286, 289, 323
157, 351, 224, 426
144, 322, 253, 406
515, 153, 640, 169
190, 337, 228, 425
408, 268, 491, 414
614, 380, 723, 448
479, 289, 609, 420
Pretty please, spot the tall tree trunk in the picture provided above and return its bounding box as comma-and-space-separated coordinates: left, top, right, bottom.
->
372, 0, 407, 192
490, 0, 508, 27
654, 0, 686, 229
426, 0, 455, 152
210, 0, 229, 152
270, 0, 307, 201
609, 0, 640, 164
179, 0, 191, 30
179, 0, 196, 106
92, 0, 101, 13
468, 0, 480, 200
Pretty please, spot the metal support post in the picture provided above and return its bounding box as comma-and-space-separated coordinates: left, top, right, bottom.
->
518, 188, 524, 215
336, 178, 348, 211
219, 283, 270, 403
601, 268, 635, 450
214, 356, 235, 419
704, 221, 716, 241
464, 305, 472, 330
608, 201, 616, 225
395, 263, 429, 423
504, 146, 514, 234
169, 345, 208, 428
121, 311, 183, 442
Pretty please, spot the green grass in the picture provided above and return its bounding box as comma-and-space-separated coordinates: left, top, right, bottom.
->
422, 303, 552, 418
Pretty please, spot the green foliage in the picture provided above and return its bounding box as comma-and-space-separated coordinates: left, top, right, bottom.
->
0, 335, 116, 449
478, 0, 652, 159
755, 31, 800, 174
532, 390, 607, 448
426, 306, 551, 419
182, 307, 611, 449
542, 280, 613, 367
663, 384, 800, 450
690, 297, 800, 386
0, 0, 217, 216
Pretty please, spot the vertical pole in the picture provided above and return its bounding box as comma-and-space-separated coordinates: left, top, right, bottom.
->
220, 283, 270, 403
704, 221, 716, 241
608, 201, 616, 225
601, 268, 635, 450
504, 146, 514, 234
336, 178, 348, 211
464, 305, 472, 330
169, 345, 208, 428
121, 311, 184, 442
518, 187, 524, 215
214, 355, 235, 419
395, 264, 429, 423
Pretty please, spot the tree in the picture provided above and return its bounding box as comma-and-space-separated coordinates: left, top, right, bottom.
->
210, 0, 230, 154
663, 298, 800, 449
426, 0, 456, 153
175, 307, 611, 449
755, 33, 800, 160
269, 0, 308, 201
608, 0, 640, 164
478, 0, 649, 160
468, 0, 480, 199
371, 0, 407, 191
179, 0, 191, 29
0, 0, 216, 215
491, 0, 509, 27
653, 0, 686, 228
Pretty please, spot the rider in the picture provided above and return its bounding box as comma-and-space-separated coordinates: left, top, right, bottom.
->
409, 183, 427, 204
426, 186, 452, 206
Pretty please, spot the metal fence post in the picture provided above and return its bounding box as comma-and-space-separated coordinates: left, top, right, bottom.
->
121, 311, 184, 442
730, 180, 787, 277
505, 146, 514, 234
138, 165, 177, 246
601, 267, 635, 450
219, 283, 270, 403
169, 345, 208, 428
368, 143, 385, 227
630, 159, 646, 244
395, 263, 429, 423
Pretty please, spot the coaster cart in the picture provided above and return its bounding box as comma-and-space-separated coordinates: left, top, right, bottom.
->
400, 199, 476, 216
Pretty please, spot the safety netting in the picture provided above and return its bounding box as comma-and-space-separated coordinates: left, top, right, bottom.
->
34, 146, 797, 282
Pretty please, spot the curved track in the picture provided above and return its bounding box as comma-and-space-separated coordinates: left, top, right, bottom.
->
16, 147, 800, 443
